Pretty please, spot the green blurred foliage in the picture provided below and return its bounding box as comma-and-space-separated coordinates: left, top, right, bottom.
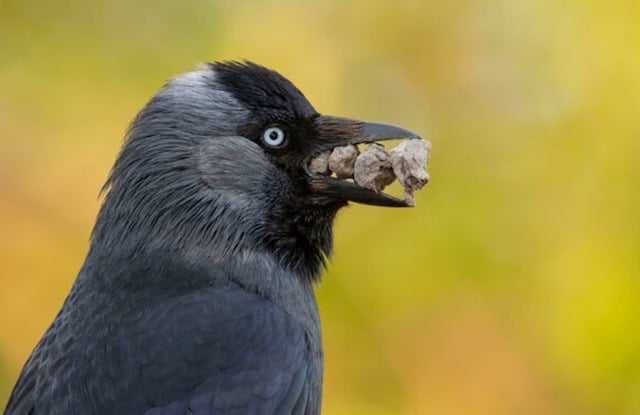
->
1, 0, 639, 413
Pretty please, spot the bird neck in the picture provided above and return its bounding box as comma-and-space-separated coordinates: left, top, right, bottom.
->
261, 203, 338, 282
89, 183, 337, 283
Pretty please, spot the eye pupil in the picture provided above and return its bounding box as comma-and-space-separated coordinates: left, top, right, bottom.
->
262, 127, 286, 148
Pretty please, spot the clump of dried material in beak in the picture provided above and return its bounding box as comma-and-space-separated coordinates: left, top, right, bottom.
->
308, 138, 431, 206
354, 144, 395, 193
328, 145, 358, 178
308, 150, 331, 175
388, 139, 431, 206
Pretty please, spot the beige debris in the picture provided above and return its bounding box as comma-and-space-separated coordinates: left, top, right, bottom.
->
389, 139, 430, 206
308, 138, 431, 206
308, 150, 331, 175
353, 143, 396, 193
328, 145, 359, 178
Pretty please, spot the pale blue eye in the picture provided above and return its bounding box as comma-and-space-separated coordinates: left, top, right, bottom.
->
262, 127, 285, 147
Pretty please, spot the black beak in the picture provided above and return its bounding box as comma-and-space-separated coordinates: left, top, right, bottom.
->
307, 115, 423, 208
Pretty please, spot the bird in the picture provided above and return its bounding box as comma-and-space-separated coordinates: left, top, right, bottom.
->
4, 61, 421, 414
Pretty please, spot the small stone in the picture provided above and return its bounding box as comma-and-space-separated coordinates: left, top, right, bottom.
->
328, 145, 359, 178
389, 139, 431, 206
353, 143, 396, 193
307, 138, 431, 207
308, 150, 331, 175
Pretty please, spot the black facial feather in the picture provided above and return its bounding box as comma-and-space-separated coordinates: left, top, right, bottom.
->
211, 61, 317, 118
210, 62, 328, 177
91, 63, 336, 282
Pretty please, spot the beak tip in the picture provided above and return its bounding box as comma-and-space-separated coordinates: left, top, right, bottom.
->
359, 121, 423, 143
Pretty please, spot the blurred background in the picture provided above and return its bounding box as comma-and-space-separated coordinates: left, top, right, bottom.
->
1, 0, 639, 413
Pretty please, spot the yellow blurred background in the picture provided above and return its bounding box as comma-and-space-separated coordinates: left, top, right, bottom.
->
1, 0, 639, 413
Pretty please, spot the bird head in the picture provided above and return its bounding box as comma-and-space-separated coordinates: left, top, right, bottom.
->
92, 61, 421, 281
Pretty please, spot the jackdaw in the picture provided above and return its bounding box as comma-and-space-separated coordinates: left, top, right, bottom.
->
4, 61, 422, 414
